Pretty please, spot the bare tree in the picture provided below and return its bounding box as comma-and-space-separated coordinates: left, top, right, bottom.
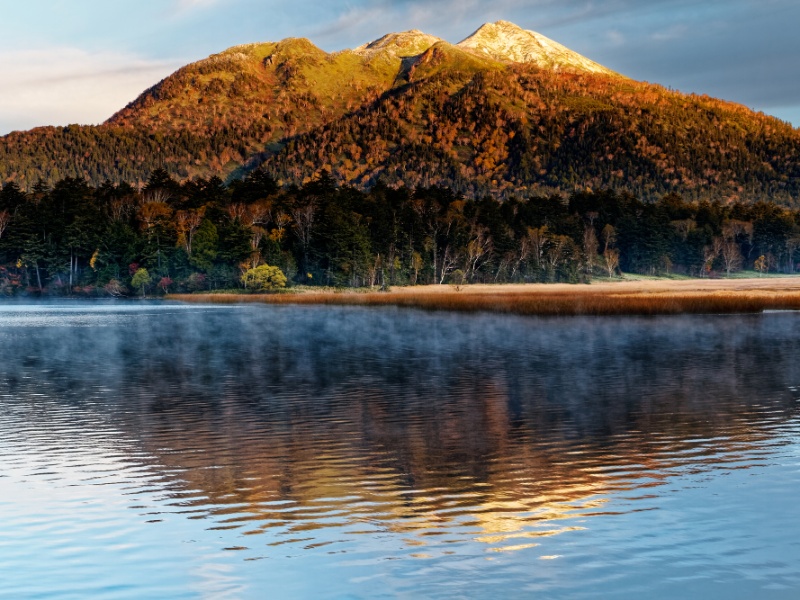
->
602, 248, 620, 278
413, 196, 465, 284
464, 226, 493, 282
508, 237, 531, 281
140, 188, 172, 206
703, 237, 724, 275
250, 226, 266, 251
176, 210, 203, 256
721, 240, 743, 276
246, 226, 268, 270
273, 211, 291, 241
227, 203, 248, 222
439, 247, 460, 284
247, 201, 272, 228
109, 197, 135, 222
545, 235, 573, 279
526, 226, 548, 272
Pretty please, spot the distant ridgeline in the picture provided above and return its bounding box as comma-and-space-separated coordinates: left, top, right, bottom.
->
1, 21, 800, 204
1, 169, 799, 296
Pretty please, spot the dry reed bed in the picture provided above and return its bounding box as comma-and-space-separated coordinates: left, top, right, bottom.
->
167, 289, 800, 316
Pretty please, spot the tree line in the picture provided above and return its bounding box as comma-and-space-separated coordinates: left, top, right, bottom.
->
1, 168, 799, 296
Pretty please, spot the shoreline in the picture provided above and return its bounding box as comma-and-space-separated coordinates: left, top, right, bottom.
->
167, 277, 800, 316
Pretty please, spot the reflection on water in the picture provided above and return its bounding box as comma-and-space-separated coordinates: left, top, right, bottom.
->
1, 303, 800, 598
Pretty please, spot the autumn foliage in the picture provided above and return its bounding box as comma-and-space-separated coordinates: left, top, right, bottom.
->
1, 36, 799, 205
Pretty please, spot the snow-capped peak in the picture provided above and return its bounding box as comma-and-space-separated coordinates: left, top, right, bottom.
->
457, 20, 618, 76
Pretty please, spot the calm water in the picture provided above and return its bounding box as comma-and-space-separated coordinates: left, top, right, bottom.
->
0, 303, 799, 599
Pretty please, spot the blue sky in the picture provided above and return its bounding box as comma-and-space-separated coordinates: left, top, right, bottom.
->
1, 0, 799, 134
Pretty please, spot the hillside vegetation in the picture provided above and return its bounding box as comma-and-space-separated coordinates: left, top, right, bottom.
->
0, 21, 798, 204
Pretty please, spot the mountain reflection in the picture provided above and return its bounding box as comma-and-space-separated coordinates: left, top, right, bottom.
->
1, 304, 798, 553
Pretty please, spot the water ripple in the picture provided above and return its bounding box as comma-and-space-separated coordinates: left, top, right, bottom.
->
1, 306, 800, 598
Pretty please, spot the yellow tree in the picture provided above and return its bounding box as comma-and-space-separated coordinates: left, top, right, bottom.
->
754, 255, 768, 276
241, 264, 287, 291
131, 268, 151, 298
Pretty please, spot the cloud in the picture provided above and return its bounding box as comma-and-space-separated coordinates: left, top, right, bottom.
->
589, 1, 800, 123
0, 48, 180, 135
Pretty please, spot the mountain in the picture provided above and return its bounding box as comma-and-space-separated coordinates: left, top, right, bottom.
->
1, 21, 799, 204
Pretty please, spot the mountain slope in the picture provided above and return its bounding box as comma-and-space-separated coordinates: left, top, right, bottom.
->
0, 21, 799, 204
264, 67, 800, 203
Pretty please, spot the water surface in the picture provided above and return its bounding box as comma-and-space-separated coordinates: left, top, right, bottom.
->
1, 303, 799, 598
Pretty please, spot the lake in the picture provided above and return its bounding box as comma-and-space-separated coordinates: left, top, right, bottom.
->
0, 303, 799, 599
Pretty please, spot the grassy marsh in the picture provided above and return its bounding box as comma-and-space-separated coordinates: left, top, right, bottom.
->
168, 278, 800, 316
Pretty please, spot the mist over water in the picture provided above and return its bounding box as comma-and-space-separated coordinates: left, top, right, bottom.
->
1, 303, 799, 598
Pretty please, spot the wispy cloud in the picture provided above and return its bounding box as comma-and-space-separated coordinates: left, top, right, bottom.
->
0, 48, 179, 135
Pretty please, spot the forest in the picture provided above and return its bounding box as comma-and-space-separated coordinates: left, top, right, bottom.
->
3, 44, 800, 206
1, 167, 799, 296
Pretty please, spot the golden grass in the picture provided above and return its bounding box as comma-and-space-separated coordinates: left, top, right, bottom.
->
167, 281, 800, 316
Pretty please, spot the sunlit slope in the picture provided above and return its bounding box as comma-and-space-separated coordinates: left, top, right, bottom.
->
0, 21, 798, 203
265, 66, 800, 202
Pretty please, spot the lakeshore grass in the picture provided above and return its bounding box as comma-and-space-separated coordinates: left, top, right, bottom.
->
167, 279, 800, 316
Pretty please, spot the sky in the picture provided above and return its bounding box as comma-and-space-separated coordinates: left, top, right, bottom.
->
1, 0, 799, 135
